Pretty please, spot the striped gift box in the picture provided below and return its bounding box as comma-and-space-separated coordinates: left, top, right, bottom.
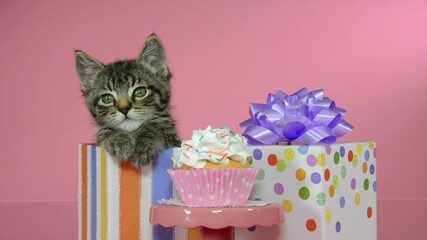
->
78, 144, 174, 240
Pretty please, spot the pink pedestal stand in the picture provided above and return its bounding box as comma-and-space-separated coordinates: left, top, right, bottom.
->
150, 205, 284, 240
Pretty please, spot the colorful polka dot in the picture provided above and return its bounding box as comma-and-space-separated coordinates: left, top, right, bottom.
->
316, 193, 326, 206
306, 219, 317, 232
332, 176, 339, 189
329, 185, 335, 198
336, 221, 341, 233
253, 149, 262, 160
317, 153, 326, 166
340, 146, 345, 157
298, 146, 309, 154
348, 150, 353, 162
341, 166, 347, 178
325, 209, 332, 223
362, 162, 368, 173
257, 169, 265, 181
306, 154, 317, 167
296, 168, 306, 181
368, 141, 376, 150
340, 196, 346, 208
352, 155, 359, 167
311, 172, 321, 184
364, 179, 370, 191
325, 145, 332, 155
274, 183, 284, 195
276, 159, 287, 172
282, 199, 293, 213
365, 150, 370, 161
324, 169, 331, 181
373, 148, 377, 159
357, 144, 363, 156
370, 164, 375, 174
284, 148, 295, 161
268, 154, 278, 166
355, 193, 361, 205
334, 152, 340, 165
351, 178, 356, 190
373, 181, 377, 192
367, 207, 373, 218
299, 187, 310, 200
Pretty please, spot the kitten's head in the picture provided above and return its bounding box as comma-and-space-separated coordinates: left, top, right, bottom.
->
75, 34, 172, 132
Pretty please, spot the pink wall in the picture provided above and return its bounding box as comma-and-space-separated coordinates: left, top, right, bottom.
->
1, 0, 426, 238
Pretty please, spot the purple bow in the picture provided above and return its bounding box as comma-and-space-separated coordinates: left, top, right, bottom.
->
240, 88, 353, 145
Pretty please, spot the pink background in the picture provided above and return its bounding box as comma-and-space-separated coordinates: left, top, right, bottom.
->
1, 1, 426, 239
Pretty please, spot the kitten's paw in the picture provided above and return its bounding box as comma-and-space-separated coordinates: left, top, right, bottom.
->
131, 142, 162, 168
100, 133, 136, 161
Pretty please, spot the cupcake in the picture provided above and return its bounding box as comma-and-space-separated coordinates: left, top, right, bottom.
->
168, 126, 259, 207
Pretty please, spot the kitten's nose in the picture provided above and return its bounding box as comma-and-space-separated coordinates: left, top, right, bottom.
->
119, 108, 130, 116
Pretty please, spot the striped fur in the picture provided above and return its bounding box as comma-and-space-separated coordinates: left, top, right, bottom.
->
76, 34, 181, 167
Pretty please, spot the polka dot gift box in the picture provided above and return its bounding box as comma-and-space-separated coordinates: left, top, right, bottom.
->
234, 88, 376, 240
232, 143, 377, 240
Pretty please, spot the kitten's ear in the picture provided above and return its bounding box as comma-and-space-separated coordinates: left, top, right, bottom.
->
75, 50, 104, 94
137, 34, 169, 77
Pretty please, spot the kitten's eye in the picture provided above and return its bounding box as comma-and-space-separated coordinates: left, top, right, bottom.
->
133, 87, 147, 99
101, 94, 115, 104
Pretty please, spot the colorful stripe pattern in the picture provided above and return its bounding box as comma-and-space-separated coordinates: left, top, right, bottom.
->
78, 144, 174, 240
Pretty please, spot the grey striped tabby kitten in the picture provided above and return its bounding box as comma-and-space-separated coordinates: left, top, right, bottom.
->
75, 34, 181, 167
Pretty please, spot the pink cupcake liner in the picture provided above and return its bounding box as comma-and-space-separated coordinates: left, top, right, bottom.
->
168, 168, 259, 207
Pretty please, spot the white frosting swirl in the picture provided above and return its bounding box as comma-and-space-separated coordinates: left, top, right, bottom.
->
176, 126, 251, 168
